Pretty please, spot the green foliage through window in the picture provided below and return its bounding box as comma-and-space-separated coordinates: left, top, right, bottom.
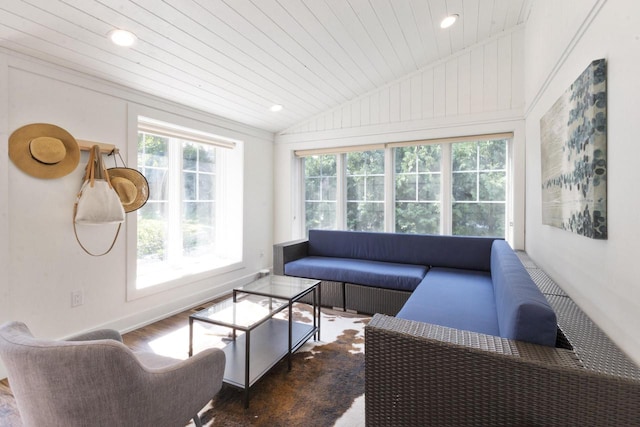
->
302, 138, 508, 239
395, 145, 441, 234
304, 155, 337, 232
137, 132, 217, 263
451, 140, 506, 237
346, 150, 385, 232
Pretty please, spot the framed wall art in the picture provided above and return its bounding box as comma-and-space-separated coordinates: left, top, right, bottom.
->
540, 58, 607, 239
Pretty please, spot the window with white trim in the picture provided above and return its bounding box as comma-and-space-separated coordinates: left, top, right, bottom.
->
451, 139, 507, 237
300, 136, 511, 239
346, 149, 385, 231
395, 144, 442, 234
304, 154, 337, 230
134, 117, 243, 292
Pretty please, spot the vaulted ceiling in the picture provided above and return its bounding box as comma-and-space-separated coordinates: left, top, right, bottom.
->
0, 0, 531, 133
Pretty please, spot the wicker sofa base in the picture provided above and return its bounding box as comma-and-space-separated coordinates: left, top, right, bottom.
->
365, 315, 640, 426
344, 283, 410, 316
298, 281, 411, 316
364, 252, 640, 426
298, 280, 344, 309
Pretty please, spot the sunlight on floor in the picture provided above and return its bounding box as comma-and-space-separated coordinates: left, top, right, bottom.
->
147, 323, 230, 360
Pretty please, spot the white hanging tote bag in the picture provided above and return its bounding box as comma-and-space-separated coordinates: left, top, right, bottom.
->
73, 144, 125, 256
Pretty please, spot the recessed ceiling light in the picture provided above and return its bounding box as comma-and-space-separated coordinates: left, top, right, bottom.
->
440, 14, 459, 29
109, 29, 137, 47
270, 104, 283, 112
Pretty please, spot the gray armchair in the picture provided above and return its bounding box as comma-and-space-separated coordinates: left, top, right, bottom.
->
0, 321, 225, 427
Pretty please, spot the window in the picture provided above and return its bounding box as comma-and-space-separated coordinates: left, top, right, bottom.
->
395, 144, 441, 234
304, 154, 337, 231
451, 140, 506, 237
133, 117, 243, 293
300, 136, 510, 239
346, 150, 385, 231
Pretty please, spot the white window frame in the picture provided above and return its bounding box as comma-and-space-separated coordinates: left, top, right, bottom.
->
298, 134, 513, 242
345, 149, 386, 232
126, 106, 244, 301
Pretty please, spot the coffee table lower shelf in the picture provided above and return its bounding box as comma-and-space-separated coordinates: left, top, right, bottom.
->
222, 318, 316, 398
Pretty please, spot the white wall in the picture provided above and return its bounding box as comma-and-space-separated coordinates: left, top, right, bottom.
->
0, 55, 9, 364
524, 0, 640, 364
274, 28, 527, 247
0, 50, 274, 379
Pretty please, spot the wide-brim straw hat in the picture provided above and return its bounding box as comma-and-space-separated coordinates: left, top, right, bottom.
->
8, 123, 80, 179
107, 167, 149, 213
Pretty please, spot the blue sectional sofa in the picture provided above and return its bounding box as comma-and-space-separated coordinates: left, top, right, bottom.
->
274, 229, 557, 347
275, 230, 640, 425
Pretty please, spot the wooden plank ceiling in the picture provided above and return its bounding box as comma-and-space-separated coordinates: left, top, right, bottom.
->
0, 0, 530, 133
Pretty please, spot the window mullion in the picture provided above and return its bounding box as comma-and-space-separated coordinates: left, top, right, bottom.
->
215, 148, 226, 256
167, 138, 182, 264
441, 144, 452, 235
476, 145, 481, 203
384, 146, 394, 232
336, 154, 346, 230
506, 140, 514, 243
296, 156, 304, 237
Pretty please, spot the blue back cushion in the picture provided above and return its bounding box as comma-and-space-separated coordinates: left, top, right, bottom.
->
308, 229, 497, 271
491, 240, 557, 347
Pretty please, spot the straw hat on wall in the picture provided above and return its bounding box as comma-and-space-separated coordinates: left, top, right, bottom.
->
8, 123, 81, 179
107, 167, 149, 213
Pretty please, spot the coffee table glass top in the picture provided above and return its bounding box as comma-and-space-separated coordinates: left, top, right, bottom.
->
235, 275, 320, 300
190, 294, 287, 330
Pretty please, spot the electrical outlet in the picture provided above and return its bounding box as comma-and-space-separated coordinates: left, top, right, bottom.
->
71, 290, 84, 307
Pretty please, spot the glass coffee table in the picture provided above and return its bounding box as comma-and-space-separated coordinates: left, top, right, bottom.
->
189, 275, 320, 408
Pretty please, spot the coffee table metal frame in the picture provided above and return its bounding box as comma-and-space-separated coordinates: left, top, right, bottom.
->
188, 275, 321, 408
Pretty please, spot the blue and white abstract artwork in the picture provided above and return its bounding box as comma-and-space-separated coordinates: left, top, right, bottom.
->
540, 59, 607, 239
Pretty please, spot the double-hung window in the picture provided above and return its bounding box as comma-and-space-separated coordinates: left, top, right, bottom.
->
450, 140, 507, 237
304, 154, 337, 230
131, 116, 243, 296
302, 148, 386, 232
300, 135, 511, 239
394, 144, 442, 234
346, 150, 385, 231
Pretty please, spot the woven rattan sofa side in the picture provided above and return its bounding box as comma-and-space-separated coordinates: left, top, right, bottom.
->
273, 238, 308, 276
365, 314, 640, 426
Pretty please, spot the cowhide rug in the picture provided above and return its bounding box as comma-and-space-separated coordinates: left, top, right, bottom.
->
187, 305, 368, 427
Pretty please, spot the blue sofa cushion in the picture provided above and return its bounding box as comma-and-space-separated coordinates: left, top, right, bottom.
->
308, 229, 497, 271
284, 256, 428, 291
491, 241, 557, 347
397, 268, 500, 337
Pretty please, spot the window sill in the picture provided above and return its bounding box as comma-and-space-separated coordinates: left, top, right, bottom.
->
126, 261, 244, 301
